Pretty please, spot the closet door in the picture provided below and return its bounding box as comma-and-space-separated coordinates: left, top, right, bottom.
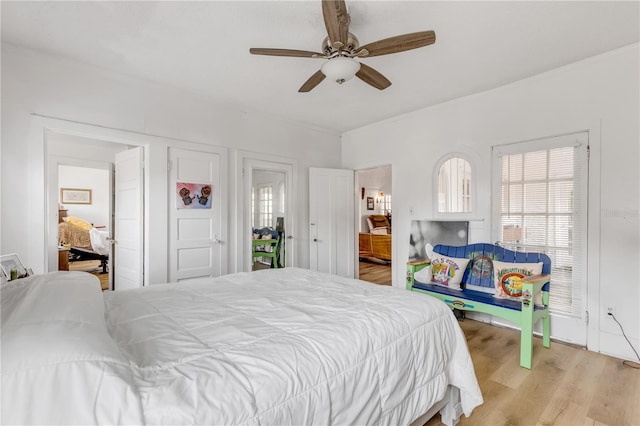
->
168, 147, 227, 282
309, 167, 354, 277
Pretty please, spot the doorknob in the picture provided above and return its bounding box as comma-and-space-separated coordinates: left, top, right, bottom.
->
109, 239, 117, 245
287, 235, 294, 239
313, 238, 318, 242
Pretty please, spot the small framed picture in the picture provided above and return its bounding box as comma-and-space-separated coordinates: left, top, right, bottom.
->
0, 253, 28, 281
61, 188, 92, 205
367, 196, 374, 210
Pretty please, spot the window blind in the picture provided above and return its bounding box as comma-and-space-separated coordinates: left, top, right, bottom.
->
493, 133, 588, 318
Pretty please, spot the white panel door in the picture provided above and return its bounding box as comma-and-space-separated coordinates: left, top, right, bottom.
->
169, 148, 224, 282
114, 147, 144, 290
309, 167, 354, 277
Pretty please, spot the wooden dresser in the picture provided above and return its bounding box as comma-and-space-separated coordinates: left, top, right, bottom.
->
58, 246, 70, 271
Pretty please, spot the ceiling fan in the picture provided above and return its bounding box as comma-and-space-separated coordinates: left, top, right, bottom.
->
249, 0, 436, 92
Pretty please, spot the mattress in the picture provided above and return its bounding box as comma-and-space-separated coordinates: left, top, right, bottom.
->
57, 222, 109, 255
1, 268, 483, 425
58, 221, 92, 249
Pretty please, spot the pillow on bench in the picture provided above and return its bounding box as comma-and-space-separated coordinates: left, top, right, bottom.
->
426, 254, 470, 290
493, 260, 543, 301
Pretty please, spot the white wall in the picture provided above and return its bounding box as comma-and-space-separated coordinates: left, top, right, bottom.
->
58, 165, 110, 227
1, 44, 342, 277
342, 44, 639, 361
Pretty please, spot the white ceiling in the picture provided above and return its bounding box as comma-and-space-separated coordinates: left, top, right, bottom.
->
2, 1, 638, 133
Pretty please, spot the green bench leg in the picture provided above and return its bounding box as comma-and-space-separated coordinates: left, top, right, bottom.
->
520, 327, 533, 369
520, 301, 534, 369
542, 291, 551, 348
542, 314, 551, 348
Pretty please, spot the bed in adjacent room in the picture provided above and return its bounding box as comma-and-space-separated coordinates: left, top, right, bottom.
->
58, 216, 110, 272
1, 268, 483, 425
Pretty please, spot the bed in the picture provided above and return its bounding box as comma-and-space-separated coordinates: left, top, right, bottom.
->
58, 220, 110, 272
1, 268, 483, 425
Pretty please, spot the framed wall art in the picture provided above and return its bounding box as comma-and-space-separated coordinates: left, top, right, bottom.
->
366, 197, 374, 210
60, 188, 92, 205
176, 182, 212, 209
408, 220, 469, 261
0, 253, 28, 280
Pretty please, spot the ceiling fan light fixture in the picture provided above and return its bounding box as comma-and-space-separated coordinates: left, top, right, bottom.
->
321, 57, 361, 84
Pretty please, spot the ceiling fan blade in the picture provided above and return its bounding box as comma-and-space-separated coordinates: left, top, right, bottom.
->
250, 48, 324, 58
322, 0, 350, 49
359, 30, 436, 58
298, 70, 326, 92
356, 63, 391, 90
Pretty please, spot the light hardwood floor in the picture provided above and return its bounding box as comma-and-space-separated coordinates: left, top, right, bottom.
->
425, 319, 640, 426
69, 259, 109, 290
359, 259, 392, 285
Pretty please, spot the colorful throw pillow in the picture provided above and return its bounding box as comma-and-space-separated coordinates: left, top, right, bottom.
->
493, 260, 543, 300
64, 216, 92, 231
430, 255, 470, 290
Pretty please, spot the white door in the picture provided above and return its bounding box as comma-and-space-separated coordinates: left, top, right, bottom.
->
114, 147, 144, 290
309, 167, 354, 277
169, 148, 225, 282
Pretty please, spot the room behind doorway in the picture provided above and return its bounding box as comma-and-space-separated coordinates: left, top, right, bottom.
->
356, 165, 392, 286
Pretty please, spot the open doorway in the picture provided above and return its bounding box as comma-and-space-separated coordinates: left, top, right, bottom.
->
47, 132, 133, 291
58, 164, 111, 290
251, 169, 286, 271
355, 165, 392, 285
240, 154, 295, 273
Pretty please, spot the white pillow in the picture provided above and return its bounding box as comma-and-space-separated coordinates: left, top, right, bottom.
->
1, 272, 143, 424
493, 260, 544, 301
413, 265, 432, 283
430, 255, 470, 290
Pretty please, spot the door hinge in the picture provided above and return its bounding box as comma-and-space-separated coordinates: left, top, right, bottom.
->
587, 145, 590, 161
167, 160, 172, 171
585, 310, 589, 325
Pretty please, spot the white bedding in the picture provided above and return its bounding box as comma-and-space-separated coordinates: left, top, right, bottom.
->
89, 227, 110, 256
1, 272, 143, 424
1, 268, 482, 425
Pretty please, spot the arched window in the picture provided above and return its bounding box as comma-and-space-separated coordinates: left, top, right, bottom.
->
436, 155, 473, 213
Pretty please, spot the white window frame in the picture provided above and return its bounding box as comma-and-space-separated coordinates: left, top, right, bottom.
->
433, 152, 475, 219
380, 194, 392, 215
257, 184, 273, 229
491, 131, 589, 345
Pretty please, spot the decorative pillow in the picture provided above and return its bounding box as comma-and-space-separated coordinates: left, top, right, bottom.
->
430, 255, 470, 290
64, 216, 92, 231
413, 265, 432, 283
493, 260, 543, 301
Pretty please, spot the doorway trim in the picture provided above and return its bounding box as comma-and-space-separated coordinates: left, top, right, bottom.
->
354, 164, 393, 282
31, 114, 163, 285
234, 150, 297, 273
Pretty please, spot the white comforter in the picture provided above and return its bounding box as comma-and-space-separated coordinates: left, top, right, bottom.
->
1, 268, 482, 425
